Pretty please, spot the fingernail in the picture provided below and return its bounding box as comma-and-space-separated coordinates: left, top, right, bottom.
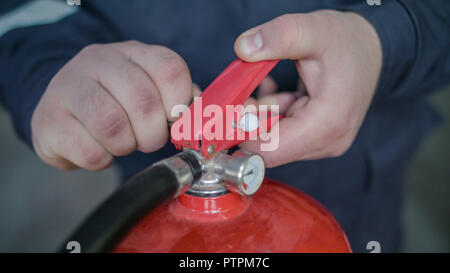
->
240, 32, 263, 55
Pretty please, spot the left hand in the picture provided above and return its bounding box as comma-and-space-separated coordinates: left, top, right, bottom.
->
234, 10, 382, 167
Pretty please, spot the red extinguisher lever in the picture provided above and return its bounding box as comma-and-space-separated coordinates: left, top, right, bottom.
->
171, 59, 280, 158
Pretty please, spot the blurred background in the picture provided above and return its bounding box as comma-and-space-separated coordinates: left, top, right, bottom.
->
0, 0, 449, 252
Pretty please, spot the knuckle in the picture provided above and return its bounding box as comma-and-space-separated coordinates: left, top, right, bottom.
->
116, 60, 142, 82
159, 52, 189, 83
275, 14, 295, 28
94, 109, 128, 138
79, 144, 109, 168
275, 14, 299, 52
77, 44, 116, 68
110, 40, 145, 57
115, 62, 160, 115
131, 82, 160, 116
76, 86, 129, 138
314, 10, 339, 31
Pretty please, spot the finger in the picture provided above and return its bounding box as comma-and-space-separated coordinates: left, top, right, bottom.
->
234, 13, 322, 62
286, 95, 310, 116
33, 135, 77, 170
192, 83, 202, 97
113, 42, 193, 121
88, 45, 168, 153
40, 114, 113, 171
240, 97, 332, 167
61, 78, 136, 156
244, 97, 257, 107
256, 92, 296, 114
257, 76, 278, 98
296, 80, 308, 97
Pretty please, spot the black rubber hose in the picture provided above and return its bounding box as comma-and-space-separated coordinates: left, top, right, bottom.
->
59, 164, 180, 253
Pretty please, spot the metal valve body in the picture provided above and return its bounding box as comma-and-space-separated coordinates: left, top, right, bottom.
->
113, 150, 352, 253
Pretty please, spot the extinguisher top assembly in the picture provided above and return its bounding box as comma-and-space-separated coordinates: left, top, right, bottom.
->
62, 59, 351, 253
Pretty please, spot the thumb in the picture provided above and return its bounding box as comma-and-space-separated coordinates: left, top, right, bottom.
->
234, 14, 320, 62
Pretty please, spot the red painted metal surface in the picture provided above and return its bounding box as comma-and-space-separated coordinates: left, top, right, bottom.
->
113, 179, 351, 253
171, 59, 280, 158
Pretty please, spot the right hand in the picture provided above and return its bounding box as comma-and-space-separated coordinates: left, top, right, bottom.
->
31, 41, 196, 171
235, 11, 382, 167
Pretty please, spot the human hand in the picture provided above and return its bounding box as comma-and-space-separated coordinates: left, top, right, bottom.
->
31, 41, 196, 170
235, 11, 382, 167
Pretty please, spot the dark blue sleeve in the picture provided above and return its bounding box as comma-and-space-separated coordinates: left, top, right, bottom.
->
0, 10, 118, 148
347, 0, 450, 102
1, 1, 449, 151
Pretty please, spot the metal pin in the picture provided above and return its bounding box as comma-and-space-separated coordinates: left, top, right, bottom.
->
207, 145, 216, 155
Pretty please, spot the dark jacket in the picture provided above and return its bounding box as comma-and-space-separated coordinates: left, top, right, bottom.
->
0, 0, 449, 252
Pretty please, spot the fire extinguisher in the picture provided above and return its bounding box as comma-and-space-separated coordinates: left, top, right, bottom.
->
61, 59, 351, 253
